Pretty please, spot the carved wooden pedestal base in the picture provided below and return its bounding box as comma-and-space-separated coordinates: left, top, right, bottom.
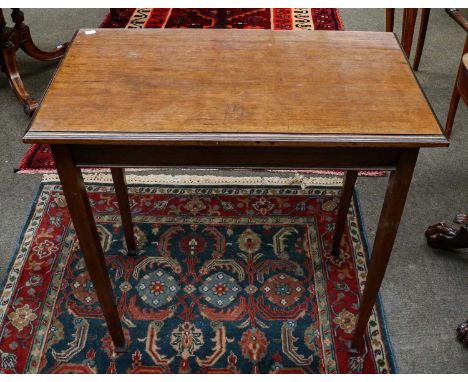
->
0, 8, 68, 115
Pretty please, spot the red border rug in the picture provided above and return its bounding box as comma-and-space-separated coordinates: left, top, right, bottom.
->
101, 8, 344, 30
0, 175, 396, 373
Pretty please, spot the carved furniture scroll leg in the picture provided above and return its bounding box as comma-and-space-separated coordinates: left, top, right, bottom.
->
111, 167, 138, 256
425, 221, 468, 249
1, 45, 38, 115
11, 8, 68, 62
331, 170, 358, 256
1, 8, 38, 114
351, 149, 418, 350
51, 145, 126, 352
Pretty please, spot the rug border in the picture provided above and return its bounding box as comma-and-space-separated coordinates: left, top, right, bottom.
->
335, 8, 344, 31
99, 9, 113, 28
99, 8, 345, 30
42, 172, 345, 188
0, 181, 44, 293
1, 178, 397, 373
353, 188, 399, 374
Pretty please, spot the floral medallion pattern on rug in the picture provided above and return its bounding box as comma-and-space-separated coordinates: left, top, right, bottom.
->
0, 182, 395, 373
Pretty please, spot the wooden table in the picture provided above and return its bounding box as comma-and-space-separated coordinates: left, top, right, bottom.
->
23, 29, 447, 353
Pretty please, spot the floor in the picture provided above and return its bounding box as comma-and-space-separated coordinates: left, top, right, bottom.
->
0, 8, 467, 373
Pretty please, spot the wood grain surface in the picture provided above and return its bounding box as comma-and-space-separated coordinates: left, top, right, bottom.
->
24, 29, 446, 146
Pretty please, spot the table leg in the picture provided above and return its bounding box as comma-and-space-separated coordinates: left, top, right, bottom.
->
401, 8, 418, 58
331, 170, 358, 256
51, 145, 126, 352
412, 8, 430, 71
111, 167, 138, 256
351, 148, 419, 350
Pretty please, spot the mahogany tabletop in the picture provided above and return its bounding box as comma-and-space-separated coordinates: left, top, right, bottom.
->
23, 29, 447, 147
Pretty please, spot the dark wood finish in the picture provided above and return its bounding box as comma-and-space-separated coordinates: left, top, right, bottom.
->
386, 9, 395, 32
0, 8, 37, 115
457, 319, 468, 347
446, 82, 462, 139
425, 215, 468, 249
386, 8, 430, 70
457, 53, 468, 102
51, 145, 126, 352
401, 8, 418, 58
0, 8, 68, 115
331, 170, 358, 256
351, 149, 419, 349
413, 9, 431, 71
215, 9, 227, 28
23, 30, 447, 350
446, 51, 467, 138
23, 131, 448, 148
70, 146, 405, 169
111, 168, 138, 256
110, 8, 122, 23
447, 8, 468, 32
401, 8, 407, 43
24, 29, 443, 139
11, 9, 68, 62
445, 9, 468, 138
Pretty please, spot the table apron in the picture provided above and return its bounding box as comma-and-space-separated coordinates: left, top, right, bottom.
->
69, 145, 403, 170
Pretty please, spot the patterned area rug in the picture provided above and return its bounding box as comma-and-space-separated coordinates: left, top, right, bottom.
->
16, 8, 385, 177
0, 174, 396, 373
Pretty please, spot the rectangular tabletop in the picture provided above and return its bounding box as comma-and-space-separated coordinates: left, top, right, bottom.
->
23, 29, 447, 147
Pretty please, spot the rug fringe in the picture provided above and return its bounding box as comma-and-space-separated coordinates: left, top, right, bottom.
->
42, 172, 344, 189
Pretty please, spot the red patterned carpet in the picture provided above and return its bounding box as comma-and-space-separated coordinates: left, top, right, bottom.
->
0, 176, 396, 373
16, 8, 372, 175
102, 8, 343, 29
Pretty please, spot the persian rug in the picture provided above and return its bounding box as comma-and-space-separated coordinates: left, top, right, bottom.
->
16, 8, 383, 177
0, 174, 396, 373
